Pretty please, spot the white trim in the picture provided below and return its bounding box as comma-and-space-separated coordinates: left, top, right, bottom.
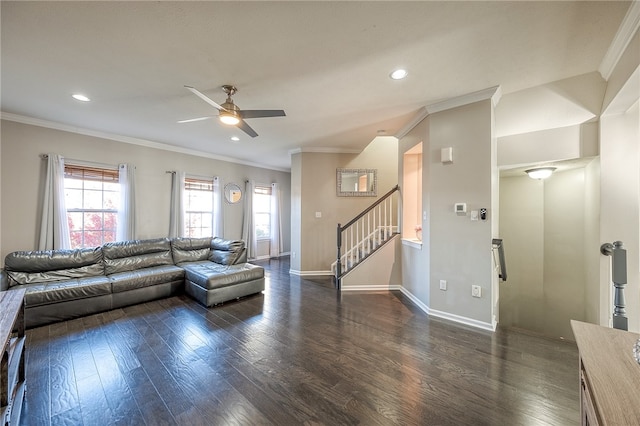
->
341, 284, 401, 291
1, 112, 290, 173
398, 286, 430, 313
395, 107, 429, 139
288, 146, 361, 156
395, 86, 502, 140
397, 287, 495, 332
599, 1, 640, 81
289, 269, 333, 277
401, 238, 423, 249
340, 284, 496, 332
426, 86, 501, 115
428, 308, 496, 332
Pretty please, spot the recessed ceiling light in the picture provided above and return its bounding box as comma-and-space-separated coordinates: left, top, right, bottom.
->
390, 69, 408, 80
231, 136, 240, 141
72, 94, 91, 102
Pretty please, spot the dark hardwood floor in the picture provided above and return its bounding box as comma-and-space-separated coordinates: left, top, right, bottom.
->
22, 257, 579, 425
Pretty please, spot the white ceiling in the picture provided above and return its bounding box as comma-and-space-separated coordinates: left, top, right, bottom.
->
0, 1, 631, 171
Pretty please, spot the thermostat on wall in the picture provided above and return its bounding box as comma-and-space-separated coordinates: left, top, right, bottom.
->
454, 203, 467, 214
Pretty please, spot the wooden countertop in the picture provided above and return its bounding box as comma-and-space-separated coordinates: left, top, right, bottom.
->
571, 320, 640, 426
0, 288, 26, 345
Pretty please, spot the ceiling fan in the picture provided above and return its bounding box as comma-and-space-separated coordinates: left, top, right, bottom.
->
180, 85, 286, 137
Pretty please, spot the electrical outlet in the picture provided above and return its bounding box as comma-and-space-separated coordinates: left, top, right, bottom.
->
472, 285, 482, 298
439, 280, 447, 291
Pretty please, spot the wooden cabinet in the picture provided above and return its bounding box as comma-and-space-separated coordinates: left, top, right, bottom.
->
571, 320, 640, 426
1, 288, 26, 426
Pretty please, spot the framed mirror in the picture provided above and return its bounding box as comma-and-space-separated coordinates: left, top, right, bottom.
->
337, 168, 377, 197
224, 182, 243, 204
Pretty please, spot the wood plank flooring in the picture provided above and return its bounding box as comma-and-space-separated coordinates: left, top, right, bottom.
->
21, 257, 580, 425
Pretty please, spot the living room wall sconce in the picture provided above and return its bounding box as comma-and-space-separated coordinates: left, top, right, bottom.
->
525, 167, 556, 180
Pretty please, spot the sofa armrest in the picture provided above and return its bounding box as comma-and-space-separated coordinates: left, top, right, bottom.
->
235, 248, 248, 264
0, 270, 8, 291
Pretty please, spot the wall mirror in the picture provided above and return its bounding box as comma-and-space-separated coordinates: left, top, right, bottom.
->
224, 183, 243, 204
336, 168, 377, 197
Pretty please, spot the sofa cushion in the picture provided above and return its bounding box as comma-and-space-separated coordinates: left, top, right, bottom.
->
103, 238, 173, 275
209, 237, 245, 265
22, 276, 111, 307
4, 247, 104, 286
171, 237, 211, 264
182, 261, 264, 290
109, 265, 185, 293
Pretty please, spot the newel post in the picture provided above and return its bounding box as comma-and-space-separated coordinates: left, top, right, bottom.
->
601, 240, 628, 330
336, 223, 342, 290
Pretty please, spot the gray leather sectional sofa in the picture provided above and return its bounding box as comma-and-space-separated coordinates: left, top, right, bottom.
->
0, 237, 265, 328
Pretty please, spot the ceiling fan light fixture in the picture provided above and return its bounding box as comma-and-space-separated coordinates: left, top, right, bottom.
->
525, 167, 556, 180
219, 111, 240, 125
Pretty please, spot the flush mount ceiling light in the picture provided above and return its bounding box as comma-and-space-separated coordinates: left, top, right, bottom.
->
390, 69, 408, 80
525, 167, 556, 180
231, 136, 240, 141
72, 94, 90, 102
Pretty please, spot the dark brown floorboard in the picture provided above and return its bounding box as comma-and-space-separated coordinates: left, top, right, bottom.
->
21, 257, 579, 425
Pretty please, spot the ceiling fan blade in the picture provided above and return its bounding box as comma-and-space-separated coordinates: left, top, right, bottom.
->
184, 85, 226, 111
238, 119, 258, 138
240, 109, 286, 119
177, 116, 213, 124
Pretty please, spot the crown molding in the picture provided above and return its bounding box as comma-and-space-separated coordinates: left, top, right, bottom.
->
426, 85, 502, 114
395, 107, 429, 140
0, 112, 290, 173
395, 86, 502, 140
599, 1, 640, 81
288, 146, 361, 156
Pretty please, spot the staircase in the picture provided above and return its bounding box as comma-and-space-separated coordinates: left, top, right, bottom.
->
333, 185, 400, 289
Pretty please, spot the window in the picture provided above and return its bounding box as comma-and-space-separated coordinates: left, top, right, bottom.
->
184, 177, 214, 238
64, 165, 120, 248
254, 185, 271, 239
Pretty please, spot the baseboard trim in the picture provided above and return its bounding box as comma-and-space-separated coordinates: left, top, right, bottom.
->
428, 308, 495, 332
289, 269, 333, 277
341, 284, 401, 292
397, 287, 495, 332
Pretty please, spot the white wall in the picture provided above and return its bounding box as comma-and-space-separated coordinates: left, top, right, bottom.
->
0, 120, 291, 264
399, 118, 430, 307
398, 93, 498, 330
428, 100, 496, 327
600, 99, 640, 332
341, 236, 402, 289
500, 167, 595, 340
290, 137, 398, 275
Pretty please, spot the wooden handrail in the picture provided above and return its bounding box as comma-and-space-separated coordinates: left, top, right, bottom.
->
339, 185, 399, 231
335, 185, 400, 289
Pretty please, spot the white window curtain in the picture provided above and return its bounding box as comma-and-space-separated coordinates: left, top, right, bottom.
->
168, 171, 185, 238
38, 153, 71, 250
270, 182, 283, 257
241, 180, 256, 260
116, 163, 136, 241
213, 176, 223, 238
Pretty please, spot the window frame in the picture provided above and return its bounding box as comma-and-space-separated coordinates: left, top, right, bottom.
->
254, 184, 272, 241
183, 176, 215, 238
64, 163, 120, 249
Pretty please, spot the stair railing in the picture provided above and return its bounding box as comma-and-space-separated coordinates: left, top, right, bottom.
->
335, 185, 400, 289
